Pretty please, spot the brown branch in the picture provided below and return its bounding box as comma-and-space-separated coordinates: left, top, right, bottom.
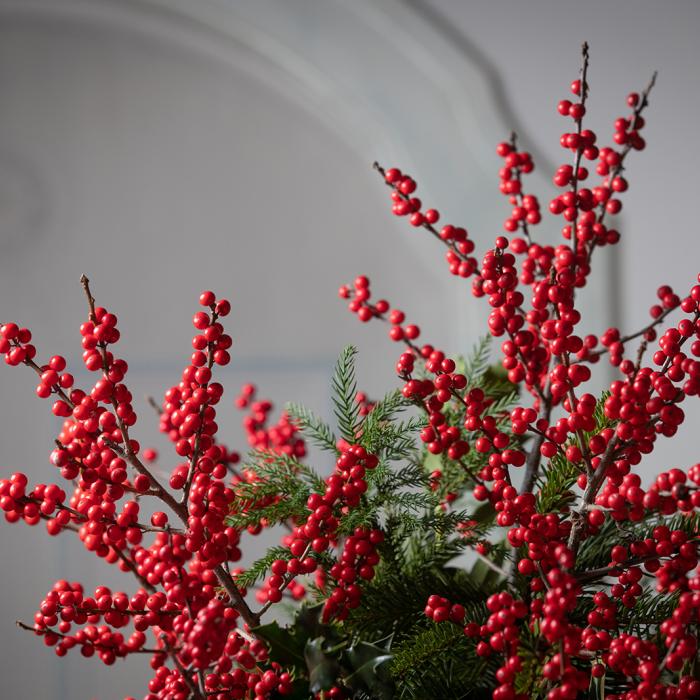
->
521, 395, 553, 495
567, 434, 620, 555
567, 42, 590, 240
113, 547, 157, 594
373, 162, 471, 263
146, 395, 163, 415
586, 69, 657, 264
582, 303, 677, 362
16, 620, 162, 654
572, 544, 699, 584
214, 565, 260, 629
256, 543, 313, 619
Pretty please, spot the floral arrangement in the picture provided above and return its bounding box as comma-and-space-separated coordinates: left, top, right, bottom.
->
2, 44, 700, 700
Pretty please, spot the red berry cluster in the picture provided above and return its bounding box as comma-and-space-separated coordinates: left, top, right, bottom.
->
235, 384, 306, 458
1, 281, 317, 699
423, 594, 465, 624
324, 527, 383, 621
376, 165, 478, 279
257, 444, 381, 619
0, 322, 37, 365
30, 581, 153, 664
496, 139, 541, 236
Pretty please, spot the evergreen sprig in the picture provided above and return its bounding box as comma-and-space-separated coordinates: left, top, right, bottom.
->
332, 345, 362, 442
390, 621, 494, 699
234, 546, 293, 589
286, 402, 339, 453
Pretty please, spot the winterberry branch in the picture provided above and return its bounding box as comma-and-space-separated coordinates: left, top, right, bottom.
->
15, 620, 163, 654
582, 299, 676, 362
567, 41, 591, 239
574, 543, 698, 584
82, 276, 260, 631
587, 69, 657, 262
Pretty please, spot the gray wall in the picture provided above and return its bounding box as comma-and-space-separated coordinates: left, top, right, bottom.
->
0, 1, 698, 697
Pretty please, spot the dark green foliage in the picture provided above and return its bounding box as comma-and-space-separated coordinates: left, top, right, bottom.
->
342, 517, 498, 649
536, 450, 580, 513
390, 622, 495, 699
615, 590, 682, 636
462, 336, 493, 383
230, 345, 525, 698
255, 605, 395, 699
227, 451, 324, 530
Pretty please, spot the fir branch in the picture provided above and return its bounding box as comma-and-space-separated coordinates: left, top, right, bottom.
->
286, 402, 339, 453
242, 449, 325, 493
482, 388, 519, 420
463, 336, 493, 384
390, 622, 494, 699
616, 590, 681, 636
233, 546, 292, 589
227, 492, 308, 529
362, 388, 410, 434
536, 451, 580, 513
364, 415, 424, 462
332, 345, 363, 442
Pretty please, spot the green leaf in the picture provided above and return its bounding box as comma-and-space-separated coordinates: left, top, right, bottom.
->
469, 558, 503, 589
305, 637, 342, 693
287, 402, 339, 453
331, 345, 362, 442
463, 336, 492, 383
253, 620, 306, 667
344, 640, 394, 700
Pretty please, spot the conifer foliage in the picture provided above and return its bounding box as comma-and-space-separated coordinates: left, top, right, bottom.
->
2, 45, 700, 700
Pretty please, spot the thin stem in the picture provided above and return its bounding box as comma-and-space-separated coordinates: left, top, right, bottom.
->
567, 42, 590, 241
256, 543, 312, 619
16, 620, 162, 654
586, 70, 657, 264
508, 131, 533, 246
373, 162, 471, 263
573, 544, 699, 584
114, 548, 157, 594
582, 303, 676, 362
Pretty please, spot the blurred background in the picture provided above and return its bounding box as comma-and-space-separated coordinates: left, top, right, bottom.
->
0, 0, 698, 697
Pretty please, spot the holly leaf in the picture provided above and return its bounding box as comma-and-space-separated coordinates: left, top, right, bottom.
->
252, 620, 306, 667
296, 602, 326, 640
344, 639, 394, 699
305, 637, 341, 693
